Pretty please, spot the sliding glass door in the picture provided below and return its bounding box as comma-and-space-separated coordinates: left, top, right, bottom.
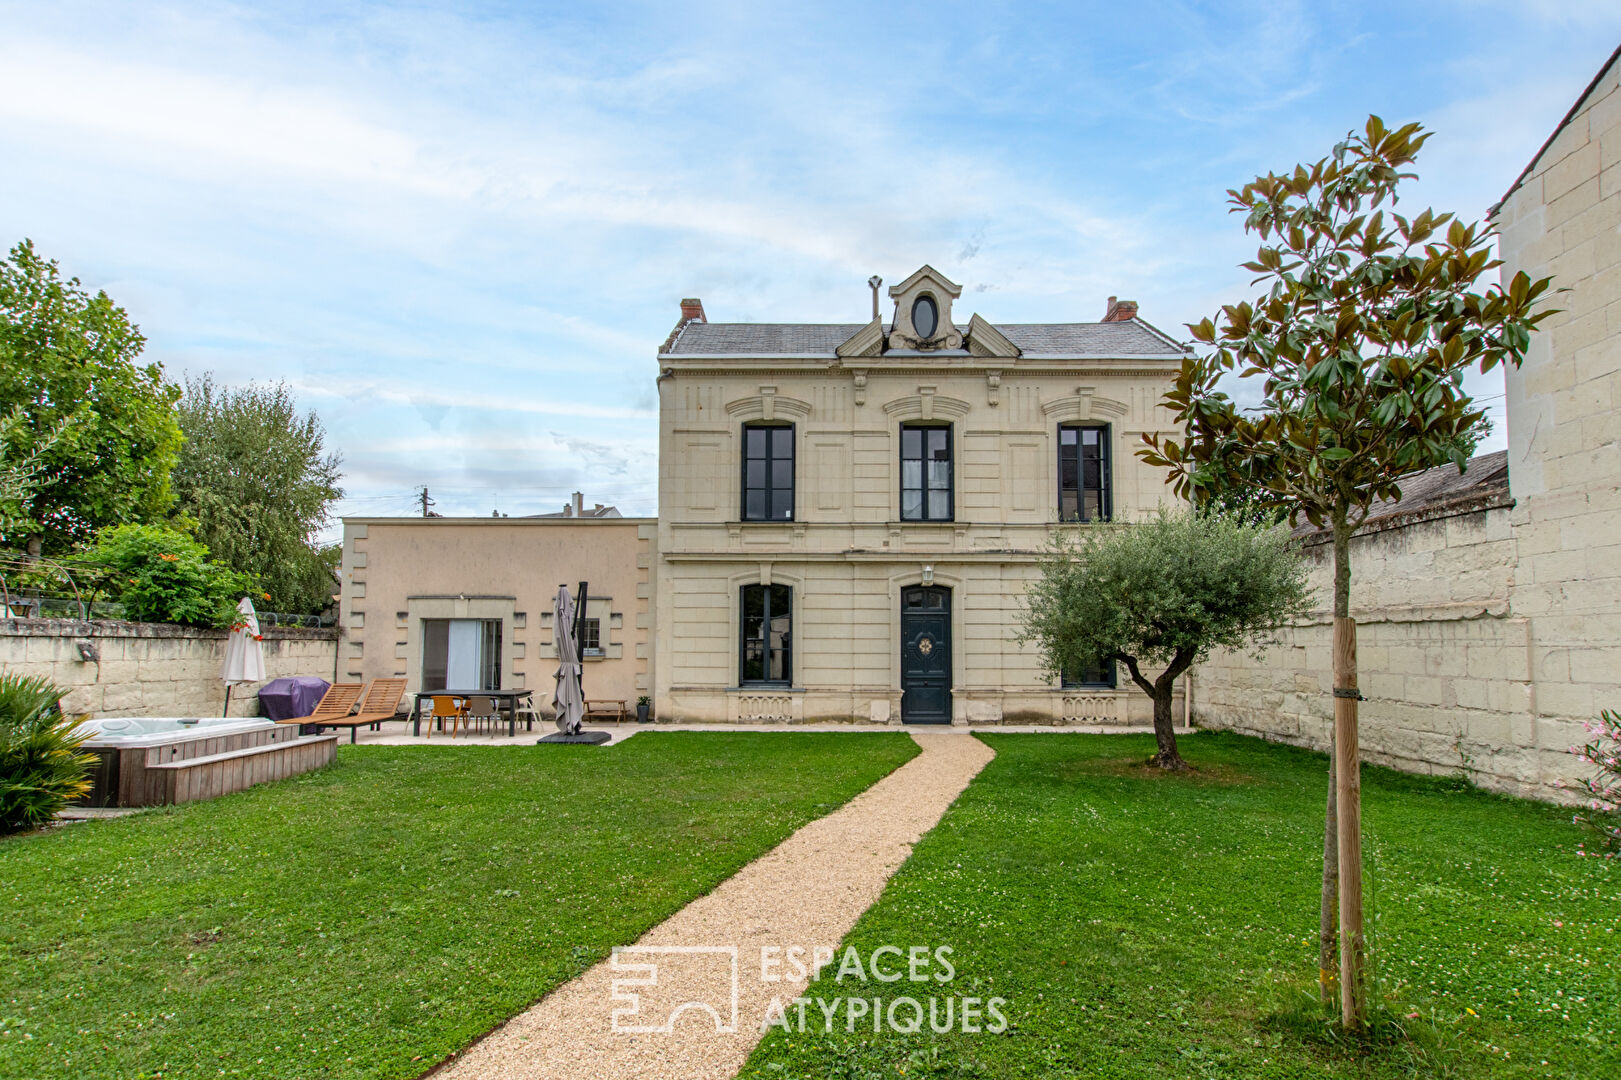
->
421, 618, 502, 691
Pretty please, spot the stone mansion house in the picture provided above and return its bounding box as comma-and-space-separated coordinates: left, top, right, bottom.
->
652, 266, 1188, 724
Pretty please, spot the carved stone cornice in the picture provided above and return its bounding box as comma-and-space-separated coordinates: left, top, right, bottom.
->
1041, 387, 1130, 422
725, 386, 811, 422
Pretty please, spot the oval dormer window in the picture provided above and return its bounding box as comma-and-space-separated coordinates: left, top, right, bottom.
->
912, 295, 938, 339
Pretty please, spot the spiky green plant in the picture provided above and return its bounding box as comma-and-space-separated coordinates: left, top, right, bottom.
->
0, 673, 96, 833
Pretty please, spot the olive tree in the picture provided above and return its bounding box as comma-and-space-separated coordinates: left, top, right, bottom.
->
1139, 116, 1554, 1026
1019, 511, 1311, 770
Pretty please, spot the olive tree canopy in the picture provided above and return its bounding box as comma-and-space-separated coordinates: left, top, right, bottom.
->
1020, 511, 1311, 770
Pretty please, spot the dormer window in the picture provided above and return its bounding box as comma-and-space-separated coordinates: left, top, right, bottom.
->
911, 295, 938, 340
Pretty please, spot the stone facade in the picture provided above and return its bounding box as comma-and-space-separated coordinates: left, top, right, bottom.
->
1494, 48, 1621, 785
653, 266, 1189, 724
338, 517, 655, 707
0, 617, 338, 718
1195, 49, 1621, 801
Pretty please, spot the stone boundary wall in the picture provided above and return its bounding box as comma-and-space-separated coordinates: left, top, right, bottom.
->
0, 618, 339, 718
1194, 492, 1583, 802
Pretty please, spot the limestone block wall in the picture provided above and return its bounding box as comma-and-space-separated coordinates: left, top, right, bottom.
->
1493, 53, 1621, 801
0, 618, 339, 718
1194, 498, 1584, 801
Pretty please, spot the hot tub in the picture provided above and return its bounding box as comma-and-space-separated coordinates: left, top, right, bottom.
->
76, 716, 303, 807
79, 716, 278, 748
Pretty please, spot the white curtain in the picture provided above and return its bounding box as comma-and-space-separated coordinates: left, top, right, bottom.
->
446, 619, 483, 690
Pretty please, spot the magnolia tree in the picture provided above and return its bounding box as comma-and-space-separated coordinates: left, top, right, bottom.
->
1139, 116, 1554, 1027
1019, 512, 1311, 770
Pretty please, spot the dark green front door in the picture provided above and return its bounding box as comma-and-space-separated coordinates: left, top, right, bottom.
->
900, 586, 951, 723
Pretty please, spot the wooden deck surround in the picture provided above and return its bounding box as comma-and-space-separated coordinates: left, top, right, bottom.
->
104, 725, 338, 807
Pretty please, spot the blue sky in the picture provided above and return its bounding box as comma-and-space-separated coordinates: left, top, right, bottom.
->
3, 1, 1618, 532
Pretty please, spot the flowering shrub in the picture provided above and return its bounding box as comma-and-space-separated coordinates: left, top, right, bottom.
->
1568, 709, 1621, 857
72, 524, 256, 628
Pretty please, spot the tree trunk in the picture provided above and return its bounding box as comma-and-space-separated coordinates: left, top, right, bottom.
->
1149, 686, 1185, 770
1319, 741, 1338, 1007
1121, 650, 1195, 771
1331, 517, 1366, 1030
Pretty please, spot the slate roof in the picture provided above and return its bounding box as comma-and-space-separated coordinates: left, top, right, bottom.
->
1295, 450, 1510, 539
660, 318, 1187, 358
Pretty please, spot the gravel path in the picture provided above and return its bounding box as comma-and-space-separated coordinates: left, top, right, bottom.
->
433, 731, 995, 1080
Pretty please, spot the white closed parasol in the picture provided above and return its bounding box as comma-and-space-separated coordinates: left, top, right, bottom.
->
221, 596, 267, 716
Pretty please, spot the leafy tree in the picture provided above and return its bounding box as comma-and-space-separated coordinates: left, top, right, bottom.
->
171, 375, 343, 614
1139, 116, 1554, 1027
74, 523, 256, 628
1019, 511, 1311, 770
0, 239, 182, 554
0, 673, 96, 834
0, 406, 73, 535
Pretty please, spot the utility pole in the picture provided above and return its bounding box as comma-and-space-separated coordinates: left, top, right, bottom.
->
417, 486, 435, 518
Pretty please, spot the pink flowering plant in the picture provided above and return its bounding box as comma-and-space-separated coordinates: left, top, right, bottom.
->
1568, 709, 1621, 856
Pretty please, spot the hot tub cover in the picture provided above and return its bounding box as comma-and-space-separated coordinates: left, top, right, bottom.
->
257, 676, 331, 721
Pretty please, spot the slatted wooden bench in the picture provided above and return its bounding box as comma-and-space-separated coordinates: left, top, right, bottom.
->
142, 734, 339, 805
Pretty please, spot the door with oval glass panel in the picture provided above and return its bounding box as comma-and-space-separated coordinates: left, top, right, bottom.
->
900, 585, 951, 723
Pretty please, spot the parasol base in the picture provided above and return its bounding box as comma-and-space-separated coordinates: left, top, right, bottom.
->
537, 731, 612, 745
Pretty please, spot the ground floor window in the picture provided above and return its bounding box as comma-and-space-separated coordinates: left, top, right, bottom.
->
580, 617, 602, 656
421, 618, 502, 691
1061, 657, 1116, 689
740, 583, 792, 685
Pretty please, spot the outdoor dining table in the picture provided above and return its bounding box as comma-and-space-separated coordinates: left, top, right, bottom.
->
409, 689, 536, 737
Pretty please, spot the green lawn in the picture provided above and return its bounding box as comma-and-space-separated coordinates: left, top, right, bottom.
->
0, 732, 918, 1080
742, 732, 1619, 1080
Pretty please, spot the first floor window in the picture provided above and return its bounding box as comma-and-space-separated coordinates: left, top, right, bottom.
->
1059, 424, 1111, 521
421, 618, 502, 691
740, 583, 792, 685
743, 423, 795, 521
901, 424, 953, 521
1061, 656, 1117, 689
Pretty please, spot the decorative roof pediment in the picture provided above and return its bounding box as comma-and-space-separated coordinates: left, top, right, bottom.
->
725, 386, 811, 422
881, 387, 972, 422
1041, 388, 1130, 422
887, 265, 963, 351
965, 314, 1020, 358
835, 317, 885, 358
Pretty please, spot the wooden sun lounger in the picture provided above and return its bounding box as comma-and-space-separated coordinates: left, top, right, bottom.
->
317, 678, 409, 743
280, 683, 363, 729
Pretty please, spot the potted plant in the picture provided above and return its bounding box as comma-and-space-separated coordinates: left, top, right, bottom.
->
636, 695, 652, 724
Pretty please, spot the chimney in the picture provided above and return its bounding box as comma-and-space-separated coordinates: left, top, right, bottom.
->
1103, 296, 1139, 322
680, 298, 707, 324
572, 491, 585, 517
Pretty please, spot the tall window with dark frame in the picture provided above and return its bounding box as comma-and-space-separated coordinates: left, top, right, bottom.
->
1058, 424, 1111, 522
1061, 657, 1117, 689
900, 424, 953, 521
742, 424, 795, 521
740, 584, 792, 685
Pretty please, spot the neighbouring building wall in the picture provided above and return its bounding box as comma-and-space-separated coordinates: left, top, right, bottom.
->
339, 517, 655, 709
1495, 50, 1621, 792
0, 618, 338, 718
